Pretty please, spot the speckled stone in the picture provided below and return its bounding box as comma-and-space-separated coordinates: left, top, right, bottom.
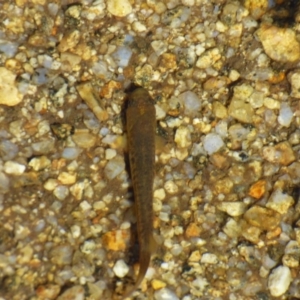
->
257, 24, 300, 63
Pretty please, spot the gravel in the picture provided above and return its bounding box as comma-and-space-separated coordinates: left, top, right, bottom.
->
1, 0, 300, 299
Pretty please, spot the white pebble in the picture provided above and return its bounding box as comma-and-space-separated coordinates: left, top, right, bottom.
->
105, 148, 116, 160
113, 259, 129, 278
203, 133, 224, 155
268, 265, 292, 297
200, 253, 218, 264
112, 46, 133, 68
154, 287, 179, 300
4, 161, 26, 175
178, 91, 201, 116
278, 102, 293, 127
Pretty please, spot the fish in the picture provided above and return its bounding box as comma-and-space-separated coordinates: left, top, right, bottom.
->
122, 87, 156, 299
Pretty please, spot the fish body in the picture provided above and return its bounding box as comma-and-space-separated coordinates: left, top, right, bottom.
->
123, 88, 156, 299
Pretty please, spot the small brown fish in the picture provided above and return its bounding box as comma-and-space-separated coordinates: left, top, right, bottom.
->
122, 88, 156, 299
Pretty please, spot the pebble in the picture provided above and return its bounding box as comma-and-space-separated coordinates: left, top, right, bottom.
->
151, 279, 167, 290
58, 30, 80, 53
0, 67, 23, 106
72, 131, 97, 148
32, 139, 55, 154
113, 259, 129, 278
28, 156, 51, 171
244, 206, 281, 231
200, 253, 218, 264
217, 202, 247, 217
112, 46, 133, 68
4, 161, 26, 175
105, 148, 117, 160
62, 148, 81, 160
53, 185, 69, 200
0, 140, 19, 160
57, 285, 84, 300
107, 0, 132, 17
154, 287, 179, 300
278, 102, 293, 127
288, 70, 300, 98
36, 284, 61, 299
178, 91, 201, 116
262, 141, 295, 166
185, 222, 201, 238
57, 172, 77, 185
104, 155, 125, 180
164, 180, 179, 194
257, 24, 300, 63
268, 265, 292, 297
212, 101, 228, 119
266, 189, 294, 214
174, 126, 191, 148
196, 48, 221, 69
76, 82, 108, 122
248, 179, 266, 199
228, 97, 254, 123
102, 230, 128, 251
49, 245, 73, 266
203, 133, 224, 155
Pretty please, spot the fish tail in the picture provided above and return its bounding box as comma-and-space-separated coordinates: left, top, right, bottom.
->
121, 249, 151, 300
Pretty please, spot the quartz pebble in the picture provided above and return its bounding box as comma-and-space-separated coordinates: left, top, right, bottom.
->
113, 259, 129, 278
203, 133, 224, 155
268, 266, 292, 297
4, 161, 26, 175
278, 103, 293, 127
200, 253, 218, 264
178, 91, 201, 116
154, 287, 179, 300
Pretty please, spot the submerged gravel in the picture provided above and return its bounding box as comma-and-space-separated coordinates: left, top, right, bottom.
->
1, 0, 300, 299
